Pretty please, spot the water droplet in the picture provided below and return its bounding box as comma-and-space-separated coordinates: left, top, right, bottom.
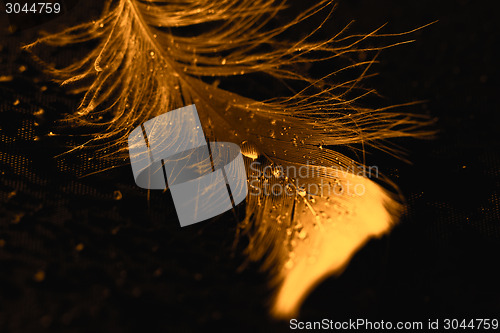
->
297, 187, 307, 197
273, 167, 283, 178
113, 190, 122, 200
298, 230, 307, 239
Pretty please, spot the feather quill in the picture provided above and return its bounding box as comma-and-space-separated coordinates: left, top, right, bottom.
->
25, 0, 432, 318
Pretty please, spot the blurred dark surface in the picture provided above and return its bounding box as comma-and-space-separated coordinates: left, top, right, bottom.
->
1, 0, 499, 332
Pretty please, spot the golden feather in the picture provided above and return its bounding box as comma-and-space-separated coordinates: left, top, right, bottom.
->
25, 0, 433, 318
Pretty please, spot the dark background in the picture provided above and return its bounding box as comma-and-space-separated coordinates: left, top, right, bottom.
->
1, 0, 499, 332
